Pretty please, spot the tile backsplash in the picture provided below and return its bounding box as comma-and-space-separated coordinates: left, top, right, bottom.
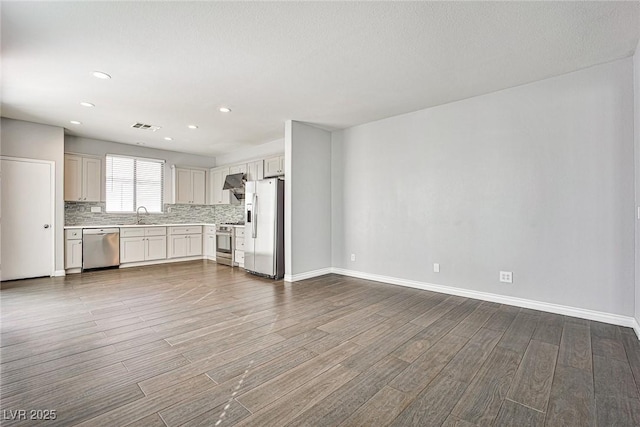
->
65, 202, 244, 226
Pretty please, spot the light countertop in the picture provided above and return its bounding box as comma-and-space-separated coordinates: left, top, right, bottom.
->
64, 223, 215, 230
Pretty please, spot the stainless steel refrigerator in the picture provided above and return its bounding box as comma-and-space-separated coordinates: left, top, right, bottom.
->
244, 178, 284, 279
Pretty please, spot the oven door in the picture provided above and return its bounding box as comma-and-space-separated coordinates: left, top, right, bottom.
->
215, 232, 233, 265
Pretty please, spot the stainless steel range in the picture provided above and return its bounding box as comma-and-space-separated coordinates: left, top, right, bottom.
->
215, 224, 235, 266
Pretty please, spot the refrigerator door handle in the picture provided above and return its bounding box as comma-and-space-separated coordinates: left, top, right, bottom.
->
252, 194, 258, 238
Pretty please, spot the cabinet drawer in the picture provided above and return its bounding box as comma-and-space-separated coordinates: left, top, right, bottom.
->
234, 250, 245, 264
169, 226, 202, 235
235, 227, 245, 238
205, 226, 216, 235
235, 237, 245, 251
120, 228, 145, 238
145, 227, 166, 236
65, 229, 82, 240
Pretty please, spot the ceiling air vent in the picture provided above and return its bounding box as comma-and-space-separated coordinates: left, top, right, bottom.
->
131, 122, 161, 132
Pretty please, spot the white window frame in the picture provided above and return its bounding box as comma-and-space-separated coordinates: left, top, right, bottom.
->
105, 154, 165, 213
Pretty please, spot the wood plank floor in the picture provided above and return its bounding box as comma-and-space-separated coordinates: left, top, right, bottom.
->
1, 261, 639, 426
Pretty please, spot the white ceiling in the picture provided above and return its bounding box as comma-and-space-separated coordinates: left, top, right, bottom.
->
2, 1, 639, 157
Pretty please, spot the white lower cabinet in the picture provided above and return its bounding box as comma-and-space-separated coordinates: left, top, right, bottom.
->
65, 239, 83, 269
120, 227, 167, 264
168, 235, 202, 258
120, 237, 146, 263
187, 234, 202, 256
204, 226, 216, 259
146, 236, 167, 260
234, 250, 245, 266
168, 226, 202, 258
234, 226, 245, 267
67, 225, 212, 270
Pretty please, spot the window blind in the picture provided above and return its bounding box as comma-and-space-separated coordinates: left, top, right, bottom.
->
106, 155, 164, 213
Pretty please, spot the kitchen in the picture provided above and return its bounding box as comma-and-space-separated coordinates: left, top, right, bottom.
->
62, 134, 285, 277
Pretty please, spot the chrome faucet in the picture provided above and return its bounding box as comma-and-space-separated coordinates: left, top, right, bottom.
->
136, 206, 149, 224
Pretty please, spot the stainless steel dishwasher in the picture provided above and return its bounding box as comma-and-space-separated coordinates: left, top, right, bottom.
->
82, 228, 120, 270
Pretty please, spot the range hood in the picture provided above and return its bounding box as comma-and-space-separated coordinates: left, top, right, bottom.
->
223, 172, 245, 204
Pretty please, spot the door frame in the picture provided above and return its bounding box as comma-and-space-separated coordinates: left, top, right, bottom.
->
1, 155, 56, 278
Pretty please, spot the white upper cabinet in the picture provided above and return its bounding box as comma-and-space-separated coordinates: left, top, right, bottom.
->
191, 170, 206, 204
264, 155, 284, 178
210, 166, 230, 205
246, 160, 264, 181
228, 163, 247, 175
172, 166, 206, 205
64, 154, 102, 202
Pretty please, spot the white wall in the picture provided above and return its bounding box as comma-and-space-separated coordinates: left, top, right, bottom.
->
634, 42, 640, 325
332, 58, 635, 317
285, 121, 332, 278
1, 118, 65, 273
65, 136, 216, 203
215, 138, 284, 166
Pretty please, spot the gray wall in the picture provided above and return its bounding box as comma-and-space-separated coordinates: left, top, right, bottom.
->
331, 58, 635, 317
215, 138, 284, 166
65, 136, 217, 202
1, 118, 65, 272
635, 43, 640, 324
285, 121, 332, 277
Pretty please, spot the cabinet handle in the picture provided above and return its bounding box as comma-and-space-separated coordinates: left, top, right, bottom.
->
84, 197, 87, 200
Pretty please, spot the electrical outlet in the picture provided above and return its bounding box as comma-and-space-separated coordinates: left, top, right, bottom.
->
90, 206, 101, 213
433, 263, 440, 273
350, 253, 356, 262
499, 271, 513, 283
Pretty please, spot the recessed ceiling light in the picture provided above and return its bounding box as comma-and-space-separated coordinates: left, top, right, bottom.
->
219, 107, 231, 113
92, 71, 111, 79
70, 120, 82, 125
187, 125, 198, 129
164, 137, 173, 141
80, 102, 95, 107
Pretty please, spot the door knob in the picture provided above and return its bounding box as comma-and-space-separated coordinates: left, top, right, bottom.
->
43, 224, 50, 229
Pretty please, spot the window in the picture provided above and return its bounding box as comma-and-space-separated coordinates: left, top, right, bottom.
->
106, 155, 164, 213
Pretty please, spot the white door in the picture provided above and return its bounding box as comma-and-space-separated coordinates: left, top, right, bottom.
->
175, 168, 193, 204
169, 235, 188, 258
187, 234, 203, 256
264, 156, 281, 178
64, 154, 82, 201
210, 168, 230, 205
191, 170, 206, 205
205, 234, 216, 258
1, 157, 54, 280
145, 236, 167, 261
120, 237, 145, 263
82, 157, 102, 201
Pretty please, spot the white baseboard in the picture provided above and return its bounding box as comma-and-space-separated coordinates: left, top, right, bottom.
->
53, 270, 66, 277
330, 267, 638, 332
633, 318, 640, 340
284, 267, 333, 283
119, 256, 204, 269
